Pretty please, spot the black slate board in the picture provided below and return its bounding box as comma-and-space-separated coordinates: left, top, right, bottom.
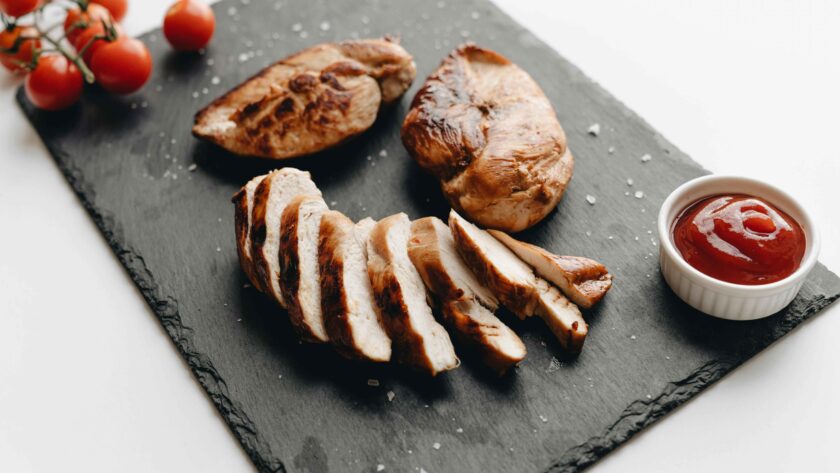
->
18, 1, 840, 472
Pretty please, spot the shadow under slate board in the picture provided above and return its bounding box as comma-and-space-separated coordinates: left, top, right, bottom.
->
18, 0, 840, 472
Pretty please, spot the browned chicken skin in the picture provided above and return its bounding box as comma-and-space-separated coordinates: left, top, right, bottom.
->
402, 44, 573, 232
194, 38, 416, 160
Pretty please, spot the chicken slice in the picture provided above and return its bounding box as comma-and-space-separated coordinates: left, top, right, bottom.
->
409, 217, 525, 374
194, 38, 416, 160
368, 214, 459, 375
488, 230, 613, 309
279, 195, 329, 342
232, 174, 266, 292
449, 210, 587, 353
319, 211, 391, 362
250, 168, 320, 308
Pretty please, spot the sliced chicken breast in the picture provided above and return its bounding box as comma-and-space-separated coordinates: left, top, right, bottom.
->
319, 211, 391, 362
250, 168, 320, 308
194, 38, 416, 160
408, 217, 497, 308
408, 217, 525, 374
232, 174, 267, 292
442, 298, 527, 374
368, 214, 459, 375
488, 229, 613, 309
449, 210, 588, 353
279, 195, 329, 342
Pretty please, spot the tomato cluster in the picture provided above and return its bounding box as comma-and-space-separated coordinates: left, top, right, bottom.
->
0, 0, 216, 111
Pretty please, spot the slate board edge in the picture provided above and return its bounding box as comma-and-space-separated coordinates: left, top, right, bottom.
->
546, 292, 838, 473
14, 88, 285, 473
14, 0, 840, 470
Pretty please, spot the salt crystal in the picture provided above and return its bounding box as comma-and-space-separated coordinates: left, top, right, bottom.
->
634, 190, 644, 199
216, 247, 221, 252
539, 415, 548, 423
646, 394, 652, 399
471, 11, 480, 19
386, 390, 395, 402
640, 154, 652, 163
237, 53, 249, 62
377, 465, 385, 472
630, 335, 637, 340
299, 31, 308, 39
227, 6, 237, 15
278, 374, 282, 379
237, 318, 242, 322
188, 164, 197, 172
547, 356, 562, 373
379, 149, 388, 157
330, 201, 337, 206
585, 194, 596, 205
367, 378, 380, 387
292, 23, 302, 32
626, 178, 634, 186
320, 21, 331, 31
433, 442, 441, 450
456, 427, 463, 433
608, 146, 615, 154
587, 123, 600, 136
211, 76, 221, 85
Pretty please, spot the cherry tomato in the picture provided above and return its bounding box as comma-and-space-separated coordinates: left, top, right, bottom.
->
25, 54, 83, 110
91, 0, 127, 22
163, 0, 214, 52
0, 0, 39, 17
73, 21, 122, 65
0, 25, 40, 73
91, 37, 151, 95
64, 3, 110, 43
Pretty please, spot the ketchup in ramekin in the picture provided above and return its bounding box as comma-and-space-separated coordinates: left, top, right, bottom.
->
672, 194, 806, 285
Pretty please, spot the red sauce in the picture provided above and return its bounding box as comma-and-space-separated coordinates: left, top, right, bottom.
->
672, 194, 806, 285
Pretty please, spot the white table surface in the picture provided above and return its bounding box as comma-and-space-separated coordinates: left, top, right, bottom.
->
1, 1, 838, 471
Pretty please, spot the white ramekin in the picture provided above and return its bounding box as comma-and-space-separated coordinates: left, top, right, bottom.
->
658, 175, 820, 320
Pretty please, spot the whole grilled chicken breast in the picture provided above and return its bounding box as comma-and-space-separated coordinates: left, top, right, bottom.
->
194, 38, 416, 160
402, 44, 573, 232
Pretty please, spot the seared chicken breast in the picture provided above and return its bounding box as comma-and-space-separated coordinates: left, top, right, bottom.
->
489, 229, 612, 309
232, 174, 267, 291
195, 38, 416, 160
279, 195, 330, 342
250, 168, 321, 308
449, 210, 587, 353
402, 44, 573, 232
319, 212, 392, 362
368, 214, 459, 375
409, 217, 525, 374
